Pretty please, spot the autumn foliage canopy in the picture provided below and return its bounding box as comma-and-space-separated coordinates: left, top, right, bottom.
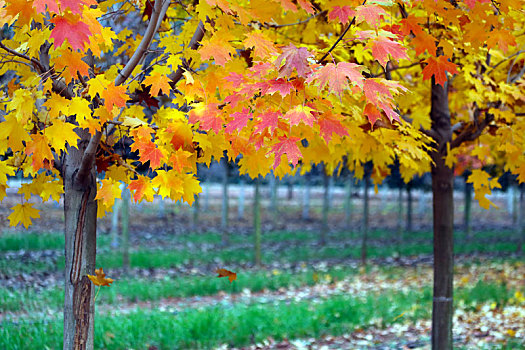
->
0, 0, 524, 227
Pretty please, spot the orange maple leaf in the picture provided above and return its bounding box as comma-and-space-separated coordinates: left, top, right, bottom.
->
422, 56, 458, 87
87, 268, 114, 287
216, 268, 237, 283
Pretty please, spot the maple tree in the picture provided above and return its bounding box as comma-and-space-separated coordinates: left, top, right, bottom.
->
1, 0, 524, 349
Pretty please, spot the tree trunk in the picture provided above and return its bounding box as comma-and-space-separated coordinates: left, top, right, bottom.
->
397, 185, 403, 254
464, 175, 472, 241
321, 167, 329, 245
517, 185, 524, 254
406, 185, 413, 233
254, 177, 262, 266
192, 195, 199, 231
361, 172, 370, 265
238, 178, 245, 220
110, 198, 120, 249
203, 182, 210, 211
302, 176, 310, 220
121, 186, 130, 273
221, 158, 229, 244
269, 172, 278, 220
344, 175, 353, 230
63, 131, 97, 350
430, 78, 454, 350
287, 175, 293, 200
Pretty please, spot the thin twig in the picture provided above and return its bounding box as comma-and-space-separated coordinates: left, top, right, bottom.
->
318, 0, 366, 64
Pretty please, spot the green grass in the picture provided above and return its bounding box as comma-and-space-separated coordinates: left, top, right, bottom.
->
2, 282, 522, 350
0, 232, 111, 252
0, 239, 520, 275
0, 289, 432, 349
0, 267, 356, 312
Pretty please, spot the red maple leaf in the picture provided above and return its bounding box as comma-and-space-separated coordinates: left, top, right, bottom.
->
255, 110, 281, 134
412, 31, 437, 56
256, 78, 295, 97
355, 4, 387, 27
297, 0, 315, 14
319, 114, 348, 143
271, 137, 302, 169
464, 0, 491, 9
399, 16, 424, 36
188, 104, 223, 133
368, 37, 408, 67
225, 108, 252, 133
50, 15, 91, 51
284, 105, 316, 127
33, 0, 59, 13
328, 6, 355, 24
363, 79, 392, 105
60, 0, 97, 14
308, 62, 364, 95
275, 44, 312, 78
422, 56, 458, 87
364, 103, 382, 126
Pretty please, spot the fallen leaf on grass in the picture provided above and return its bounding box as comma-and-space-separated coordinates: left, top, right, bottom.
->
216, 268, 237, 283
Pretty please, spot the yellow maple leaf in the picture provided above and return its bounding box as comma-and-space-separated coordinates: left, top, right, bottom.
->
87, 268, 114, 287
143, 70, 172, 96
95, 179, 122, 208
45, 121, 80, 151
8, 203, 40, 228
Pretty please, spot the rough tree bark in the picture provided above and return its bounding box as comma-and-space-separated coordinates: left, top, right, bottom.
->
517, 185, 524, 254
63, 130, 98, 350
254, 177, 262, 266
302, 176, 310, 220
464, 174, 472, 241
344, 174, 353, 230
221, 156, 229, 244
397, 185, 403, 254
361, 170, 370, 265
121, 187, 130, 273
430, 78, 454, 350
406, 183, 413, 233
321, 166, 329, 245
238, 178, 245, 220
110, 198, 120, 249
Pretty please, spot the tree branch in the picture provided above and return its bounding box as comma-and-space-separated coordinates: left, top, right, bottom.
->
317, 1, 366, 64
114, 0, 170, 86
168, 21, 205, 87
0, 41, 45, 73
450, 111, 494, 149
75, 131, 102, 185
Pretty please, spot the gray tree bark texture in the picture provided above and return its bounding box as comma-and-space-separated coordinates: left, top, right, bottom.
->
406, 185, 413, 232
238, 179, 245, 220
110, 198, 121, 249
63, 130, 97, 350
302, 177, 310, 220
121, 187, 130, 273
430, 78, 454, 350
397, 186, 403, 252
344, 175, 352, 230
361, 171, 370, 265
254, 177, 262, 266
321, 168, 329, 245
221, 157, 229, 244
464, 175, 472, 240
